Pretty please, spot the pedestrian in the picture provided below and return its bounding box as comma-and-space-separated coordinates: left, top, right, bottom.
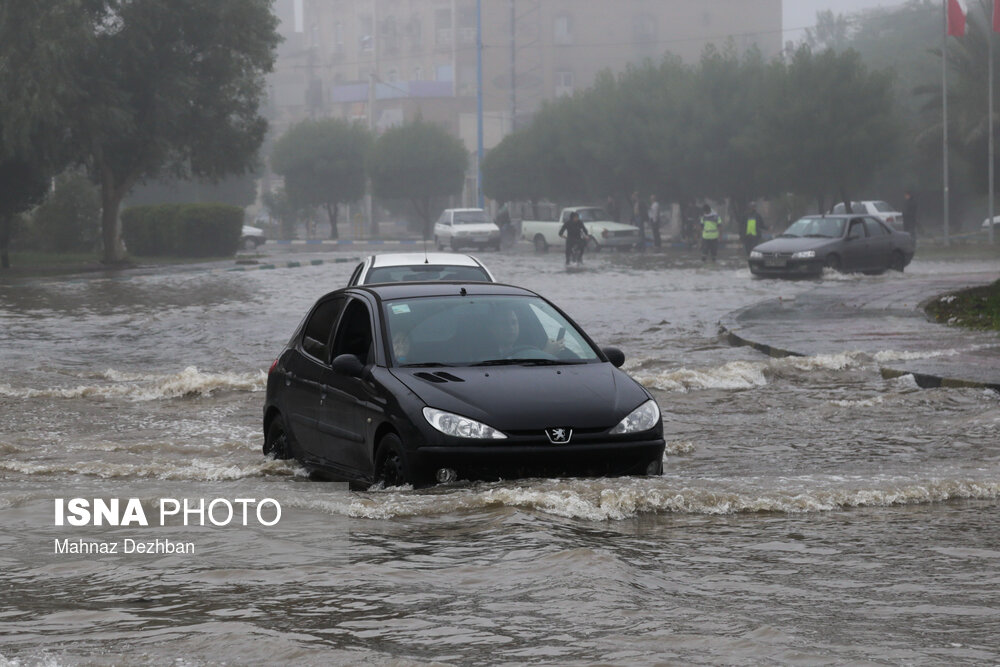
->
606, 195, 619, 223
558, 210, 590, 266
631, 191, 647, 250
743, 203, 766, 256
700, 203, 720, 263
648, 194, 662, 249
902, 190, 918, 241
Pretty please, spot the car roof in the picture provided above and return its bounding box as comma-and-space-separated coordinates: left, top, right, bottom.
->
368, 252, 484, 269
349, 281, 536, 301
443, 208, 486, 213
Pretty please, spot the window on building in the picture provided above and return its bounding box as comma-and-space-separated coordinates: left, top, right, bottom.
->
381, 16, 398, 53
633, 14, 657, 44
408, 15, 422, 48
413, 66, 423, 81
555, 70, 574, 97
333, 20, 344, 53
458, 7, 476, 44
435, 9, 452, 48
436, 64, 453, 82
554, 15, 573, 45
360, 15, 373, 51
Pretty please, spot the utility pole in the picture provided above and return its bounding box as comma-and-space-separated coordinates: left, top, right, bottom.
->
510, 0, 516, 132
476, 0, 484, 208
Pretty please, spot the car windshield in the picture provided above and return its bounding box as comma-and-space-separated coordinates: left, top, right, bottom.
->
873, 201, 895, 212
576, 208, 608, 222
384, 294, 601, 367
832, 202, 864, 214
366, 264, 491, 284
781, 217, 845, 238
453, 211, 489, 225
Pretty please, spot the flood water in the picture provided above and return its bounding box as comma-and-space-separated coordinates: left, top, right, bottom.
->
1, 245, 999, 665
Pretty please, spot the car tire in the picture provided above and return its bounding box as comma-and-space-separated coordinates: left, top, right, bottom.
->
374, 433, 415, 487
533, 234, 548, 253
436, 236, 445, 251
242, 237, 258, 251
492, 241, 501, 251
890, 250, 906, 272
263, 416, 294, 460
824, 254, 842, 272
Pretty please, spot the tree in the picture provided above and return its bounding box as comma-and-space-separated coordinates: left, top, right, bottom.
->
0, 152, 49, 269
369, 119, 468, 239
31, 170, 102, 253
761, 46, 901, 213
270, 118, 371, 240
0, 0, 280, 264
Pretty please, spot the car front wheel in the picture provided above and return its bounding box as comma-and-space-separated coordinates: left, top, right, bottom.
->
533, 234, 548, 253
374, 433, 417, 487
824, 254, 842, 272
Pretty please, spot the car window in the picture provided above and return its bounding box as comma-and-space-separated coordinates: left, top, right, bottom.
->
331, 298, 374, 366
864, 218, 888, 236
873, 201, 894, 212
577, 208, 608, 222
365, 264, 492, 284
383, 294, 600, 366
848, 219, 867, 239
453, 210, 489, 225
302, 297, 346, 363
785, 217, 844, 237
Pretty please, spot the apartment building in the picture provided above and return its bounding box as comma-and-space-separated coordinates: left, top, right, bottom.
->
267, 0, 782, 204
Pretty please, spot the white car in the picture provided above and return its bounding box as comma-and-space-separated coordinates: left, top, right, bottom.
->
240, 225, 266, 250
347, 252, 496, 286
521, 206, 641, 252
433, 208, 501, 251
831, 201, 904, 230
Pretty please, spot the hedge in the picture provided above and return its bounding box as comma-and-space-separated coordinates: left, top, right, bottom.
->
121, 203, 243, 257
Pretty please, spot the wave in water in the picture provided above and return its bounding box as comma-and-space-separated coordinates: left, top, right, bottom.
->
336, 476, 1000, 521
0, 456, 298, 481
0, 367, 266, 401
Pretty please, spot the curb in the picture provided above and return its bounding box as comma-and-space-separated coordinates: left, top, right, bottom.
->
226, 257, 361, 272
719, 303, 1000, 393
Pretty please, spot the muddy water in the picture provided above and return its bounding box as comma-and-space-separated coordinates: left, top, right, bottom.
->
1, 248, 998, 665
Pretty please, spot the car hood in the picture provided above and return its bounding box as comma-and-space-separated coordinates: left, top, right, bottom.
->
390, 363, 648, 430
753, 237, 836, 254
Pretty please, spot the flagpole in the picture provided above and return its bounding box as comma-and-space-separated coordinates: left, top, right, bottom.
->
990, 4, 996, 245
943, 0, 951, 246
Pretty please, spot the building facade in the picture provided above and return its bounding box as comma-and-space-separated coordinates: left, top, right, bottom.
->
268, 0, 782, 206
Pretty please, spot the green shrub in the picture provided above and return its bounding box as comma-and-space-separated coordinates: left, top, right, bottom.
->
122, 203, 242, 257
30, 171, 101, 252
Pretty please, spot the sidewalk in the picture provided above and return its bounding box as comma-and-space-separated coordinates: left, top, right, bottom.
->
720, 273, 1000, 391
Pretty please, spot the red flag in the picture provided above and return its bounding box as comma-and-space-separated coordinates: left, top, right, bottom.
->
994, 0, 1000, 32
948, 0, 966, 36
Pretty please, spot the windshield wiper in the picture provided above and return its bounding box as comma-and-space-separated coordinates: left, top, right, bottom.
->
803, 234, 831, 238
778, 233, 799, 238
471, 358, 577, 367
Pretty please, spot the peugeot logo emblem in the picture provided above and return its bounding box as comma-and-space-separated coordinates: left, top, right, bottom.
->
545, 428, 572, 444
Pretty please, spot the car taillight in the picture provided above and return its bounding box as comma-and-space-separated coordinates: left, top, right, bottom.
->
268, 359, 278, 375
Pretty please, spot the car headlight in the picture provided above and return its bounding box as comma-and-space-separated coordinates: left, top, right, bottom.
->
749, 250, 763, 259
610, 399, 660, 434
422, 407, 507, 439
791, 250, 816, 259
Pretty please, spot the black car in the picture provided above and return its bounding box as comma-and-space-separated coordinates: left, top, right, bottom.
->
748, 214, 915, 277
263, 282, 665, 488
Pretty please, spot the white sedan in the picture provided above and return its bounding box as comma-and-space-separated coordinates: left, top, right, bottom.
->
831, 201, 904, 230
433, 208, 501, 251
347, 252, 495, 286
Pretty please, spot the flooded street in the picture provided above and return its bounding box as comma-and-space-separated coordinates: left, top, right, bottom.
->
1, 246, 999, 665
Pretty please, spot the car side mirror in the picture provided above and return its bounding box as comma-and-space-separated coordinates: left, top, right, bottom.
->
602, 347, 625, 368
331, 353, 365, 378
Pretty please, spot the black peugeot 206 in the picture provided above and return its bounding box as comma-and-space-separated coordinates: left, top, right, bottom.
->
263, 282, 665, 488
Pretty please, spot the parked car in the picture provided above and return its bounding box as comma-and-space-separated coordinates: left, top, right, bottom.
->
521, 206, 641, 252
433, 208, 501, 251
262, 282, 665, 488
830, 201, 904, 230
240, 225, 266, 250
748, 214, 914, 277
982, 215, 1000, 229
347, 252, 496, 286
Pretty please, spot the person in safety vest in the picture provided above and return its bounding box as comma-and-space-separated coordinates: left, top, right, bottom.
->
742, 204, 766, 256
700, 203, 721, 263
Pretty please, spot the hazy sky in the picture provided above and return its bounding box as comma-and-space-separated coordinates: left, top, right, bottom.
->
785, 0, 906, 39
